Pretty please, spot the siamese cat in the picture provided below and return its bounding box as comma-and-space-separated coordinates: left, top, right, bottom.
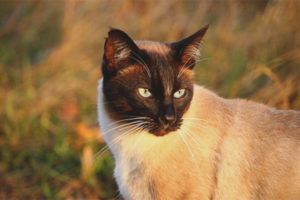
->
98, 25, 300, 200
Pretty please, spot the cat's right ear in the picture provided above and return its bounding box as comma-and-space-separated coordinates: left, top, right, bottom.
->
171, 25, 209, 69
102, 29, 139, 75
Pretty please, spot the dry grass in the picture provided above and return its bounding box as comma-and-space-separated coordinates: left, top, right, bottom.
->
0, 0, 299, 199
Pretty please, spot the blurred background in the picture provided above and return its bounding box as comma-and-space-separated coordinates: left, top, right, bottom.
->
0, 0, 299, 199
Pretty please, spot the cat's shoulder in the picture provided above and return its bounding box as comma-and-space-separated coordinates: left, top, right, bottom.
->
193, 83, 300, 125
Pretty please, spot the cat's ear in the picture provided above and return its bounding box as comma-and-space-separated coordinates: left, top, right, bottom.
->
103, 29, 139, 73
171, 25, 209, 69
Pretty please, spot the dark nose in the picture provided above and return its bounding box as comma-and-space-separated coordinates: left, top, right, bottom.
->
165, 114, 175, 122
164, 104, 176, 124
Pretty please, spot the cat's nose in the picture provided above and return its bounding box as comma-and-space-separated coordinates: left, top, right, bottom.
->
164, 114, 175, 123
163, 104, 176, 124
159, 115, 175, 129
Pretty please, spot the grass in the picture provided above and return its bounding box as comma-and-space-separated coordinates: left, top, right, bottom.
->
0, 0, 300, 199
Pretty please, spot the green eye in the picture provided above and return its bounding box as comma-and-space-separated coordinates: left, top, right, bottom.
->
138, 88, 152, 98
173, 89, 186, 98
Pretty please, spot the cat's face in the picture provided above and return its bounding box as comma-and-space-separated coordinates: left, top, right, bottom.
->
102, 26, 208, 136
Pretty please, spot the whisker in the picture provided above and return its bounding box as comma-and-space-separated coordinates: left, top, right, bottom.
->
105, 117, 150, 128
178, 53, 195, 77
178, 56, 209, 78
181, 127, 203, 147
83, 121, 148, 144
94, 132, 130, 159
94, 123, 147, 159
178, 65, 192, 78
183, 122, 214, 133
178, 130, 200, 170
183, 117, 212, 124
126, 115, 152, 119
183, 119, 212, 127
177, 48, 202, 78
132, 51, 151, 77
195, 56, 209, 64
130, 51, 151, 78
129, 127, 147, 153
131, 51, 148, 67
114, 192, 122, 200
182, 58, 208, 74
101, 120, 148, 136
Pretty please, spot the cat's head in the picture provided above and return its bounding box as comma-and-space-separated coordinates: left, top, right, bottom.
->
102, 26, 208, 136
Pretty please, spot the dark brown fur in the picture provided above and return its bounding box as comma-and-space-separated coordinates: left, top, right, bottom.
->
102, 26, 208, 136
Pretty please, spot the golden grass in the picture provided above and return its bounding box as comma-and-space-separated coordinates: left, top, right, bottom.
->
0, 0, 299, 199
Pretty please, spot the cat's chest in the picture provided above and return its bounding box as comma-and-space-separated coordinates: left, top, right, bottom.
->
111, 132, 182, 200
112, 135, 163, 200
114, 154, 151, 199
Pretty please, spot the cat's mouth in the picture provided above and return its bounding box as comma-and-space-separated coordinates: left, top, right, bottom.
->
153, 128, 178, 136
148, 119, 182, 136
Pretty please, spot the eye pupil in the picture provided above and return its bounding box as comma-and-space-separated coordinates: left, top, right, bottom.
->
138, 88, 152, 98
173, 89, 185, 98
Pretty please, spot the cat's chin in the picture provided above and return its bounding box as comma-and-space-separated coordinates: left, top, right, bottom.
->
150, 127, 179, 137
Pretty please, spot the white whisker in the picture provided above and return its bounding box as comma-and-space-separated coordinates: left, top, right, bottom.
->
129, 128, 147, 153
181, 127, 203, 147
95, 123, 147, 159
101, 120, 148, 136
131, 51, 151, 78
183, 122, 214, 133
114, 192, 122, 200
183, 117, 212, 124
178, 56, 209, 78
106, 117, 150, 128
94, 131, 131, 159
178, 130, 200, 170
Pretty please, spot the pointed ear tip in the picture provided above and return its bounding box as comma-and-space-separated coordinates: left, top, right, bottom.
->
194, 24, 209, 37
107, 28, 128, 38
202, 24, 210, 32
108, 28, 120, 35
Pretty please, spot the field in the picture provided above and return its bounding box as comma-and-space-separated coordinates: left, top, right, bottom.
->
1, 0, 300, 199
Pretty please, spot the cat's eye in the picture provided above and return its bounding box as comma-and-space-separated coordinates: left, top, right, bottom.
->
173, 89, 186, 98
138, 88, 152, 98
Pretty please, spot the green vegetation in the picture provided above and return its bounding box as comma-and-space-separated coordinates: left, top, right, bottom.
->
1, 0, 299, 199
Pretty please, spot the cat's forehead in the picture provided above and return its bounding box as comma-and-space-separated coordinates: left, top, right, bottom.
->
135, 40, 174, 71
135, 40, 170, 55
132, 40, 193, 89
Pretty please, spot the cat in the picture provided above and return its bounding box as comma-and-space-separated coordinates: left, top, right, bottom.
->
97, 25, 300, 200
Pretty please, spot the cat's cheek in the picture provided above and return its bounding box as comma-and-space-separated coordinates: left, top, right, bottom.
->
137, 99, 157, 112
183, 103, 192, 114
105, 97, 133, 117
118, 102, 133, 113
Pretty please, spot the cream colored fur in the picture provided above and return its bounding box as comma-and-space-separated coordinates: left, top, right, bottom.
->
98, 79, 300, 200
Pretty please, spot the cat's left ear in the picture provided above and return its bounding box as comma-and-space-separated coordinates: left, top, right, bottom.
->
171, 25, 209, 69
103, 29, 139, 75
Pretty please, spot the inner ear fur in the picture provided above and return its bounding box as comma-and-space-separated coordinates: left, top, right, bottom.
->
103, 29, 140, 74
